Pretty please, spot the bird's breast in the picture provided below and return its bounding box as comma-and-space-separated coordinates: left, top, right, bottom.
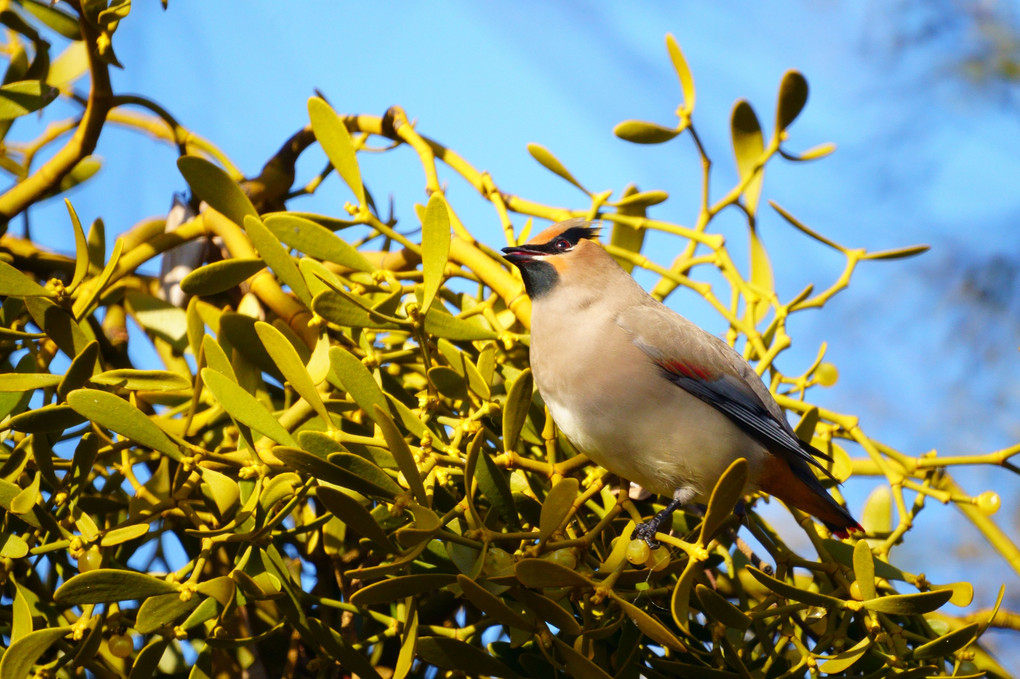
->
530, 309, 766, 500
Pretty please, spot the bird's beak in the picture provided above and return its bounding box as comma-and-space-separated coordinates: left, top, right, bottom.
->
501, 245, 542, 266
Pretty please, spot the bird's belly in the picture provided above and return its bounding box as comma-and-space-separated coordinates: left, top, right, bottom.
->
540, 364, 766, 502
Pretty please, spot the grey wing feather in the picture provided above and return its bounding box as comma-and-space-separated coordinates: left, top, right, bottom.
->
616, 302, 834, 476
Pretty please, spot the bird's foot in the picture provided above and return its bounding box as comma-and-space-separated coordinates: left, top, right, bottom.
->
632, 519, 663, 548
631, 490, 695, 547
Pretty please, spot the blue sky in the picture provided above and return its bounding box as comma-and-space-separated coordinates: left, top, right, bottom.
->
17, 0, 1020, 667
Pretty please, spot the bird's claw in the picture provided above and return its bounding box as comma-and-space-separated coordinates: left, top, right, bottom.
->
632, 521, 661, 548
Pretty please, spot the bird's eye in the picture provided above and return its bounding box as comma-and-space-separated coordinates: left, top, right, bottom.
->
553, 238, 572, 252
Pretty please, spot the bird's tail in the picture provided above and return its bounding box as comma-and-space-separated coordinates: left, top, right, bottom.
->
760, 455, 863, 538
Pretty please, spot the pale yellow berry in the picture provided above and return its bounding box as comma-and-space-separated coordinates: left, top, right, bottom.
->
77, 546, 102, 572
646, 547, 670, 571
626, 539, 651, 566
849, 581, 862, 600
544, 548, 577, 570
976, 491, 1001, 515
815, 362, 839, 387
108, 634, 133, 658
484, 547, 513, 575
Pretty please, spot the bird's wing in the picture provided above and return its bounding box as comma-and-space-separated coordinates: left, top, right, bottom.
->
616, 303, 834, 477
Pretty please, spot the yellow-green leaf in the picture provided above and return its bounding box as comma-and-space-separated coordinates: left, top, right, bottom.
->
823, 540, 906, 583
539, 477, 578, 541
393, 606, 417, 679
666, 33, 696, 112
428, 366, 467, 401
864, 244, 931, 261
180, 258, 266, 296
90, 369, 191, 391
424, 306, 497, 341
853, 540, 877, 600
515, 558, 591, 589
312, 289, 405, 330
476, 444, 520, 531
614, 189, 668, 208
256, 321, 331, 425
748, 230, 773, 322
67, 388, 181, 460
502, 368, 532, 452
0, 80, 58, 120
0, 259, 53, 297
861, 589, 953, 615
420, 193, 451, 315
10, 473, 40, 515
24, 0, 81, 40
527, 143, 587, 192
57, 340, 99, 402
316, 485, 395, 553
373, 405, 427, 505
243, 215, 312, 307
456, 574, 535, 631
100, 523, 150, 547
0, 626, 72, 679
610, 185, 647, 272
612, 593, 687, 652
329, 345, 390, 418
613, 120, 680, 145
200, 368, 296, 447
788, 141, 837, 162
24, 297, 93, 359
136, 592, 202, 635
75, 232, 124, 314
0, 373, 61, 392
8, 404, 86, 433
201, 335, 235, 382
329, 452, 404, 498
694, 584, 751, 630
11, 578, 33, 641
177, 156, 257, 227
600, 521, 637, 574
65, 199, 90, 291
349, 574, 457, 607
512, 587, 581, 635
912, 622, 980, 660
265, 213, 375, 272
308, 97, 366, 206
932, 581, 974, 607
793, 406, 819, 443
0, 532, 29, 559
123, 288, 186, 348
199, 467, 241, 519
699, 457, 747, 544
818, 637, 872, 674
775, 70, 808, 133
730, 99, 765, 215
276, 447, 397, 500
54, 156, 101, 196
46, 41, 88, 90
746, 566, 844, 609
54, 569, 181, 604
551, 636, 613, 679
861, 485, 893, 538
128, 638, 168, 679
416, 636, 519, 679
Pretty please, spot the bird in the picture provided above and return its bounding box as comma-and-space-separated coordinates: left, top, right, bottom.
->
502, 218, 861, 544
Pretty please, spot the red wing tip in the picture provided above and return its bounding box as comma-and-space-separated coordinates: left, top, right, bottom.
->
661, 360, 713, 381
832, 523, 865, 540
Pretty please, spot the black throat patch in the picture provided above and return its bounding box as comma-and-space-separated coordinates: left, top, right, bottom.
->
516, 259, 559, 299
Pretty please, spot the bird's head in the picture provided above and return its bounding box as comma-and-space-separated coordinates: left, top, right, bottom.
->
501, 218, 604, 299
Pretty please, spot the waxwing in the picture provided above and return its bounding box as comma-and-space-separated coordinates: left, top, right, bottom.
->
502, 218, 861, 544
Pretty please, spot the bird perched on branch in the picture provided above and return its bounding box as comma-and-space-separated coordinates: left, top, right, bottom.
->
502, 218, 861, 544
